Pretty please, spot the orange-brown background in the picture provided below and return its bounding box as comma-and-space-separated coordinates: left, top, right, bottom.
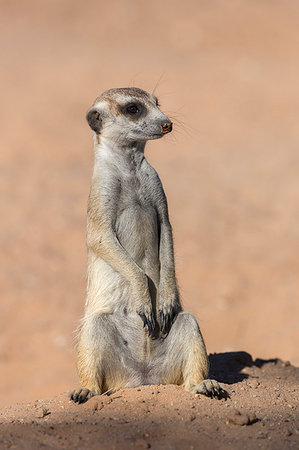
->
0, 0, 298, 408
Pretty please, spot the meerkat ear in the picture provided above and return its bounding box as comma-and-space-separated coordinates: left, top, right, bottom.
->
86, 108, 102, 134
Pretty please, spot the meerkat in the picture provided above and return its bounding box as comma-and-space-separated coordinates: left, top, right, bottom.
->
70, 87, 223, 403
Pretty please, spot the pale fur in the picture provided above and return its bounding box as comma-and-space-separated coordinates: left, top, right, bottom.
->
72, 88, 221, 403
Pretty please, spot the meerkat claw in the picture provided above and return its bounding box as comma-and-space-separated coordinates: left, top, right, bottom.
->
194, 379, 226, 399
159, 311, 168, 336
201, 383, 209, 396
160, 308, 178, 337
139, 313, 147, 328
148, 313, 156, 337
147, 320, 153, 336
70, 388, 94, 404
138, 312, 155, 337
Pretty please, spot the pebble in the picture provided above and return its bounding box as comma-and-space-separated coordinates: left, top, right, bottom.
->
284, 429, 293, 437
257, 432, 268, 439
102, 396, 112, 405
35, 406, 50, 418
248, 380, 260, 389
84, 398, 103, 412
226, 409, 257, 426
134, 438, 151, 448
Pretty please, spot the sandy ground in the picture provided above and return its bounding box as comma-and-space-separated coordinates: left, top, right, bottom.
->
0, 353, 298, 449
0, 0, 299, 445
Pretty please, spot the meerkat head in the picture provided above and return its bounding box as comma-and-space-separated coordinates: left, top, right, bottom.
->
86, 87, 172, 145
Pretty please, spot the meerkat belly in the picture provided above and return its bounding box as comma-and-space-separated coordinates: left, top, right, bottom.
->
116, 200, 159, 277
112, 308, 165, 384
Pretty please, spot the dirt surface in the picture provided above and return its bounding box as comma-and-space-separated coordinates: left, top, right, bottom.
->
0, 0, 299, 446
0, 353, 298, 449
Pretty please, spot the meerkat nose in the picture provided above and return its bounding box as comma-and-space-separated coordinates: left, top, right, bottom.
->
161, 122, 173, 134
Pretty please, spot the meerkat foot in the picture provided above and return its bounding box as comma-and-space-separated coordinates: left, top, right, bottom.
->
70, 388, 95, 404
192, 379, 226, 398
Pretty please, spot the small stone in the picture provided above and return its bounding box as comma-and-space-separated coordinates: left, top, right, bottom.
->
102, 396, 112, 405
248, 380, 260, 389
35, 406, 50, 418
257, 432, 268, 439
283, 361, 291, 367
227, 409, 257, 426
284, 429, 292, 437
134, 438, 151, 448
84, 398, 103, 412
189, 414, 196, 422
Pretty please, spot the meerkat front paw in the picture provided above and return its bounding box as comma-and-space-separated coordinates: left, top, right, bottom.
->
138, 309, 156, 337
192, 379, 227, 398
159, 300, 181, 337
69, 388, 95, 404
133, 276, 156, 337
135, 297, 156, 337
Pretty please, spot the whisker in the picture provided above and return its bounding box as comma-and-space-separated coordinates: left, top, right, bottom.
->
152, 73, 166, 96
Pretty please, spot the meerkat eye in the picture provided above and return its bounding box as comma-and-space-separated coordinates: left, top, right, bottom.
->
126, 104, 139, 114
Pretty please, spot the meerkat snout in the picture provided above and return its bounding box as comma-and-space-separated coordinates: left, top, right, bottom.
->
161, 122, 172, 134
86, 87, 173, 144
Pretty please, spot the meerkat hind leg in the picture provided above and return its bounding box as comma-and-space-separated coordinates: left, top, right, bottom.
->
71, 313, 141, 404
160, 312, 225, 398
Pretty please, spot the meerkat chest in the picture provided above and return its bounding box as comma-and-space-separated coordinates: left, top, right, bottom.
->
115, 167, 159, 261
117, 175, 157, 227
117, 162, 158, 212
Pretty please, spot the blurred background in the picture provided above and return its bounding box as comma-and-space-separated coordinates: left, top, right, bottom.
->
0, 0, 298, 408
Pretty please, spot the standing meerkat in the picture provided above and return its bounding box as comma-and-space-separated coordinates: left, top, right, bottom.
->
70, 87, 223, 403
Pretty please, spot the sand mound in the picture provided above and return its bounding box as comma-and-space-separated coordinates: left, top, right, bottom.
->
0, 352, 298, 449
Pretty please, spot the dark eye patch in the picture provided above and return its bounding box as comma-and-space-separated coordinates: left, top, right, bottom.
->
119, 102, 146, 119
126, 104, 139, 114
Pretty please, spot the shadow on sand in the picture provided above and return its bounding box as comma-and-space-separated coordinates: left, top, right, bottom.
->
209, 351, 279, 385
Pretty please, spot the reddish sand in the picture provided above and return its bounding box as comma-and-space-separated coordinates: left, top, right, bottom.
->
0, 353, 298, 449
0, 0, 298, 446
